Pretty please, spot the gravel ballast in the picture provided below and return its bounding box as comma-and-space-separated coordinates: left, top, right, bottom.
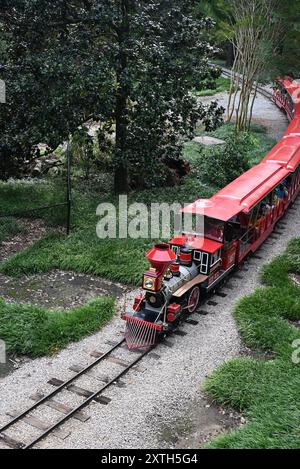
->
0, 92, 297, 449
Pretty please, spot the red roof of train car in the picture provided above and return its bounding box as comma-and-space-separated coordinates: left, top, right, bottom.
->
284, 117, 300, 136
262, 138, 300, 172
182, 163, 290, 221
277, 76, 300, 117
169, 235, 223, 253
182, 76, 300, 223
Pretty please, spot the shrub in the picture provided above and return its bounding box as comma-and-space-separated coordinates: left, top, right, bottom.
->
194, 132, 258, 188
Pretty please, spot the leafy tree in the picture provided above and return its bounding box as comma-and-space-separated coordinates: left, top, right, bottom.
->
273, 1, 300, 76
0, 1, 224, 191
196, 1, 234, 65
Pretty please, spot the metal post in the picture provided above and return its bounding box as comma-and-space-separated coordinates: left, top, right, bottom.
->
66, 142, 72, 235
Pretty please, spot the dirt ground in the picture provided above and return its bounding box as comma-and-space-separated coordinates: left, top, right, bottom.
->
0, 219, 126, 310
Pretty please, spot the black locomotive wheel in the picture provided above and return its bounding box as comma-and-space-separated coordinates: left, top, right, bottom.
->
187, 286, 200, 313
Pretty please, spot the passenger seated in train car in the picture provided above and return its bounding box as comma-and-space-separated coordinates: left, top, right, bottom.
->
275, 184, 287, 200
204, 218, 224, 242
193, 216, 225, 243
254, 204, 267, 239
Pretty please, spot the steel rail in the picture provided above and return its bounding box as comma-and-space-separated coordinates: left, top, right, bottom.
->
0, 339, 125, 441
220, 67, 274, 100
23, 344, 156, 449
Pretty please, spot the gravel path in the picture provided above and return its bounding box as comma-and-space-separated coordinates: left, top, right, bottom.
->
199, 88, 288, 141
0, 92, 296, 449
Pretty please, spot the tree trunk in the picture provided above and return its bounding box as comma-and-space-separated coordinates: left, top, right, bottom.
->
114, 0, 130, 194
226, 41, 234, 67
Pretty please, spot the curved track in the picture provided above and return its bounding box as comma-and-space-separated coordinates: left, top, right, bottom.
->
0, 66, 297, 450
220, 66, 274, 101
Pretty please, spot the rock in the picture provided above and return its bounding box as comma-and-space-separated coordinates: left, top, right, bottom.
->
193, 136, 226, 146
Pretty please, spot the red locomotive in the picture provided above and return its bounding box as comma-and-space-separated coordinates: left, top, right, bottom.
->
122, 77, 300, 350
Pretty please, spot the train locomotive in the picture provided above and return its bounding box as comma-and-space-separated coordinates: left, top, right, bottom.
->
122, 76, 300, 350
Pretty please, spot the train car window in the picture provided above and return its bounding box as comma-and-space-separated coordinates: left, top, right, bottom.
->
200, 252, 209, 274
204, 218, 225, 242
171, 245, 180, 257
211, 251, 220, 266
194, 250, 202, 262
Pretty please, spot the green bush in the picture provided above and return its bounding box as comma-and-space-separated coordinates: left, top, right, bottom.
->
194, 132, 258, 188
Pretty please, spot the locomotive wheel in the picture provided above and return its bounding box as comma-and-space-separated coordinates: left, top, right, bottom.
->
187, 286, 200, 313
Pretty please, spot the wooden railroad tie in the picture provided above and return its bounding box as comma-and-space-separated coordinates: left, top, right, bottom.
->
47, 378, 111, 405
197, 310, 210, 315
216, 291, 227, 298
89, 351, 146, 373
207, 300, 218, 306
6, 409, 70, 440
0, 433, 25, 450
173, 330, 188, 337
30, 392, 90, 422
68, 365, 127, 388
185, 318, 199, 325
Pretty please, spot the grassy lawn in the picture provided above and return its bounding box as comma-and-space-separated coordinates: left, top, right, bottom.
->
193, 76, 231, 97
0, 217, 24, 244
0, 124, 276, 286
204, 238, 300, 449
0, 179, 67, 225
0, 296, 115, 357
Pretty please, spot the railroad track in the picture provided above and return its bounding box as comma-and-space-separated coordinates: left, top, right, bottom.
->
0, 339, 156, 449
0, 66, 290, 451
220, 66, 274, 101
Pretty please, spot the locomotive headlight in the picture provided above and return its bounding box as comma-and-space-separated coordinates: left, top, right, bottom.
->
143, 276, 155, 291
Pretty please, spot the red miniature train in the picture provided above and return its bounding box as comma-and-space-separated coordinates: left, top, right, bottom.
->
122, 76, 300, 350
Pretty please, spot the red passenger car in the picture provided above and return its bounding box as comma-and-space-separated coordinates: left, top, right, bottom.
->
122, 77, 300, 350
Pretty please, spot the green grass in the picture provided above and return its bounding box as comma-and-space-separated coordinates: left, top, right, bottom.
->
0, 296, 115, 357
193, 76, 231, 97
0, 123, 276, 286
204, 238, 300, 449
0, 217, 24, 244
208, 123, 277, 166
0, 179, 67, 225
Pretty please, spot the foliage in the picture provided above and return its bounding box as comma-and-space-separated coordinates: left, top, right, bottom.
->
204, 238, 300, 449
193, 76, 231, 97
0, 296, 115, 357
0, 217, 23, 244
71, 127, 95, 180
193, 131, 259, 188
272, 1, 300, 76
196, 0, 234, 65
0, 123, 274, 284
0, 0, 224, 191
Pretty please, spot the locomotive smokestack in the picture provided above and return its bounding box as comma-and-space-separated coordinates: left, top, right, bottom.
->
146, 243, 176, 277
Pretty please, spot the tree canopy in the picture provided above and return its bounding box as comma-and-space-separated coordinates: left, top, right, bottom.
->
0, 0, 224, 190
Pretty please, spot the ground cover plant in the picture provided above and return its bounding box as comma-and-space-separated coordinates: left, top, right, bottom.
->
193, 76, 231, 97
0, 296, 115, 357
204, 238, 300, 449
0, 124, 276, 286
0, 217, 23, 244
